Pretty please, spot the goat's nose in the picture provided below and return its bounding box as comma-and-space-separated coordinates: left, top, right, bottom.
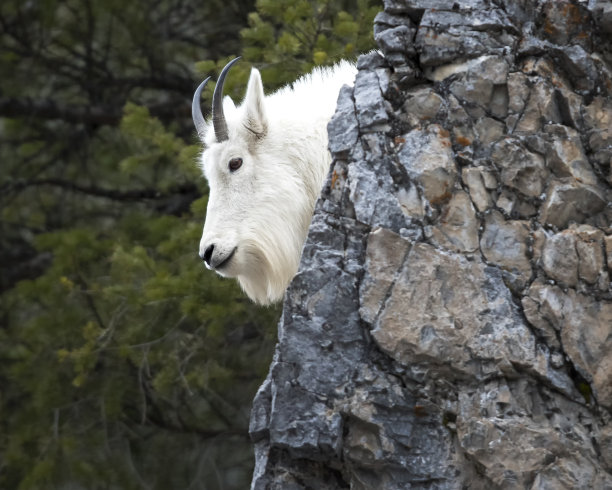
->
201, 244, 215, 267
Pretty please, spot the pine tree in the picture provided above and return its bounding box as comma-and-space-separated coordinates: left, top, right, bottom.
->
0, 0, 377, 487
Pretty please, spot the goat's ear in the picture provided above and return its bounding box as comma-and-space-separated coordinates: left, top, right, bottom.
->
223, 95, 237, 114
243, 68, 267, 138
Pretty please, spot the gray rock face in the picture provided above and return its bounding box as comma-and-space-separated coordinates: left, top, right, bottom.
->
251, 0, 612, 488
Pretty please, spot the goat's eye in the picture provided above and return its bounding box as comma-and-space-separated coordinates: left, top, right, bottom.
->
228, 157, 243, 172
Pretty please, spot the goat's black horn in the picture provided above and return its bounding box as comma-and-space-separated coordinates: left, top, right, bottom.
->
212, 57, 241, 142
192, 76, 211, 139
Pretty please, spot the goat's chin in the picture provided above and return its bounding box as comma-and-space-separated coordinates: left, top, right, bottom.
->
211, 246, 255, 279
212, 261, 239, 279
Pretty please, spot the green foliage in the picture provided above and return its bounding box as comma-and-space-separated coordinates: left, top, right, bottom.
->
577, 381, 592, 404
0, 0, 378, 488
242, 0, 378, 87
1, 108, 281, 487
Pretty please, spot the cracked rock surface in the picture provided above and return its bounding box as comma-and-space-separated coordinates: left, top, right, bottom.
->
250, 1, 612, 488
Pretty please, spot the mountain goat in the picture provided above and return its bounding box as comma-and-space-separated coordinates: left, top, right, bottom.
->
192, 58, 357, 305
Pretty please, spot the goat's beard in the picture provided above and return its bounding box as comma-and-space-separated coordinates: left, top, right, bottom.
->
234, 227, 303, 305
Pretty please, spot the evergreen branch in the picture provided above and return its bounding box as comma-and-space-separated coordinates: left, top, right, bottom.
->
0, 97, 121, 125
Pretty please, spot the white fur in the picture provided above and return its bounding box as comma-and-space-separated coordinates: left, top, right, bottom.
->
198, 61, 357, 304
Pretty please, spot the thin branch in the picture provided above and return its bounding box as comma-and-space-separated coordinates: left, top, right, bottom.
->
0, 96, 121, 125
3, 178, 199, 202
74, 273, 106, 330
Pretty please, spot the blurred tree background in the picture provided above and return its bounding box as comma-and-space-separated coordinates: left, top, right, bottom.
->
0, 0, 378, 488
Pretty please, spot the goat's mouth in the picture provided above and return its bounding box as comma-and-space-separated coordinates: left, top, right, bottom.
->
214, 247, 236, 271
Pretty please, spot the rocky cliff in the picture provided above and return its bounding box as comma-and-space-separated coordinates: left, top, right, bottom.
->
250, 1, 612, 488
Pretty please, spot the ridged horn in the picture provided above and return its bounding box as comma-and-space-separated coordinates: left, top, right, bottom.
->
212, 57, 241, 142
192, 76, 211, 139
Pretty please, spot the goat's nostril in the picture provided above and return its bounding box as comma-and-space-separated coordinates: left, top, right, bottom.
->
202, 244, 215, 266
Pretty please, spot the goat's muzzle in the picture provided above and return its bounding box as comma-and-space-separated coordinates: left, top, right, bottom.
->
200, 243, 236, 271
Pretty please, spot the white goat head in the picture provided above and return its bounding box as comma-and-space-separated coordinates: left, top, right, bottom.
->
192, 58, 356, 305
